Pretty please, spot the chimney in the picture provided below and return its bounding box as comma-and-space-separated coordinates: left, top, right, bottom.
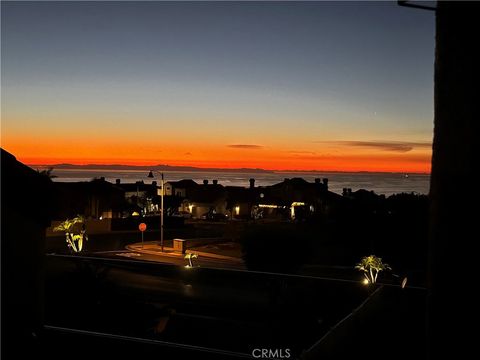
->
203, 179, 209, 185
314, 178, 321, 184
322, 178, 329, 189
116, 179, 121, 185
213, 179, 218, 185
249, 178, 255, 188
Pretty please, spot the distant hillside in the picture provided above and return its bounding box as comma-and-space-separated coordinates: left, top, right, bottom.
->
30, 163, 275, 174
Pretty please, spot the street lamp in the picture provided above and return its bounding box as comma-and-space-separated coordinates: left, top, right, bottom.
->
160, 172, 164, 252
148, 170, 165, 252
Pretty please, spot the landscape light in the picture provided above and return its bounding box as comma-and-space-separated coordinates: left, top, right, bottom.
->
363, 278, 370, 285
356, 255, 391, 284
291, 202, 305, 206
53, 215, 88, 253
185, 253, 198, 267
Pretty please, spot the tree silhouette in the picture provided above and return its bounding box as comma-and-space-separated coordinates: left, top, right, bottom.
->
37, 167, 57, 179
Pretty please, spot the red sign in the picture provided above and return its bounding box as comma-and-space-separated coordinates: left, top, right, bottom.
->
139, 223, 147, 232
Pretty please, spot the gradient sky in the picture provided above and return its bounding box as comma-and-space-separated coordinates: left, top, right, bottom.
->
1, 1, 435, 173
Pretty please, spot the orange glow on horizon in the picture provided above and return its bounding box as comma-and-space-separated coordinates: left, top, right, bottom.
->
10, 152, 431, 174
2, 135, 431, 174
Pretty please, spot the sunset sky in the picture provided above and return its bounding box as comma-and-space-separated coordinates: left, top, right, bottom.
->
1, 1, 434, 173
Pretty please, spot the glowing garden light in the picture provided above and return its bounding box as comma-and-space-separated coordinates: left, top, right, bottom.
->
185, 253, 198, 268
355, 255, 391, 284
53, 215, 88, 253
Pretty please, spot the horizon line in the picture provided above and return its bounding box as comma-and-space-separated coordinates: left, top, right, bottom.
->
26, 162, 431, 176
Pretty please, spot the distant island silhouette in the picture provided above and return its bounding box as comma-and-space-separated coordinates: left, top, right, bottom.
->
28, 163, 275, 174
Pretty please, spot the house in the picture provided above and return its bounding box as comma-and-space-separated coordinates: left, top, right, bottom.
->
114, 179, 161, 214
225, 186, 258, 218
53, 178, 126, 219
163, 176, 348, 220
225, 179, 261, 218
164, 179, 198, 197
254, 177, 346, 220
115, 179, 161, 199
182, 180, 227, 219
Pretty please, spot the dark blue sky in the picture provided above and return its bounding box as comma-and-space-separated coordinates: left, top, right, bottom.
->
1, 1, 435, 171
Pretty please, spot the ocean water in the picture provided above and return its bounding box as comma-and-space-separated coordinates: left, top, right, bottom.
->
40, 168, 430, 196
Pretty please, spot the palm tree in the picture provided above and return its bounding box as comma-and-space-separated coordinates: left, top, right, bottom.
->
53, 215, 88, 252
184, 253, 198, 267
356, 255, 391, 284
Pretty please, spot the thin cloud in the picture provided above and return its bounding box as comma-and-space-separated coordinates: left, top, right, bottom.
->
286, 150, 317, 155
227, 144, 264, 149
316, 141, 431, 153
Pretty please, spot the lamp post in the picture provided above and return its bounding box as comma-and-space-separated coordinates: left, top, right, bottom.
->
160, 172, 164, 252
148, 170, 164, 251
